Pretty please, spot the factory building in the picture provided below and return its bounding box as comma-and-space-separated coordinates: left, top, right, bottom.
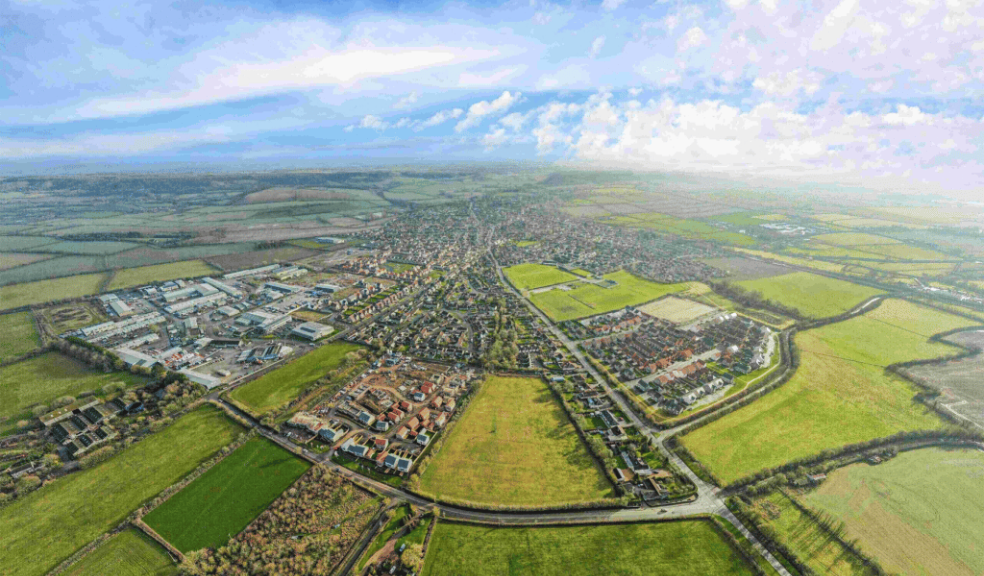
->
291, 321, 333, 341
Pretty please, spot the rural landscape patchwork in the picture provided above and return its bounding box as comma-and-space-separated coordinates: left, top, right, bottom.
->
1, 168, 982, 576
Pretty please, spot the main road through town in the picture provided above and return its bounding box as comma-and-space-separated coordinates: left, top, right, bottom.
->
209, 229, 792, 576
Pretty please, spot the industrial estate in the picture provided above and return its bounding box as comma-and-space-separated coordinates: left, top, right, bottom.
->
1, 169, 983, 576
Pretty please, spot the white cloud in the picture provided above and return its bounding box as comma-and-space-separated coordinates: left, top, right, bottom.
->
499, 111, 531, 131
678, 27, 707, 51
455, 91, 522, 132
601, 0, 627, 11
417, 108, 464, 130
394, 92, 419, 110
753, 69, 824, 96
359, 115, 388, 130
590, 36, 606, 58
881, 104, 931, 126
482, 127, 509, 150
393, 117, 412, 128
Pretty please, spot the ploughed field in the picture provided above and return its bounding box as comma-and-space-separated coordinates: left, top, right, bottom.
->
681, 299, 976, 484
422, 520, 757, 576
0, 405, 241, 576
418, 375, 613, 506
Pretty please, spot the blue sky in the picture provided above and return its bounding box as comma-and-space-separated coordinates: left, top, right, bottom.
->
2, 0, 983, 190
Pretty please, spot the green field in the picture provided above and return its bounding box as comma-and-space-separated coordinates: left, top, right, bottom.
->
0, 405, 242, 576
607, 212, 756, 246
106, 260, 217, 291
682, 299, 976, 484
144, 437, 310, 553
422, 521, 756, 576
62, 529, 176, 576
419, 375, 612, 506
752, 492, 869, 575
734, 272, 883, 318
805, 448, 984, 576
530, 270, 688, 321
0, 273, 107, 311
0, 235, 57, 251
228, 341, 363, 415
0, 352, 147, 422
503, 263, 578, 291
0, 311, 41, 362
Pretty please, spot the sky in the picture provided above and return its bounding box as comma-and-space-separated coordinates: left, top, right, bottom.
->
2, 0, 983, 191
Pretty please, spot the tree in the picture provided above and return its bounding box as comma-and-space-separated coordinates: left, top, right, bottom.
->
401, 543, 424, 573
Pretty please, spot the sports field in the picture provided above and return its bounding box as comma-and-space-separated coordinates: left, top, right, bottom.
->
0, 311, 41, 362
0, 405, 242, 576
682, 299, 975, 484
144, 437, 310, 552
106, 260, 217, 291
422, 521, 756, 576
228, 341, 363, 415
503, 263, 578, 291
62, 529, 176, 576
0, 352, 147, 421
638, 296, 716, 324
530, 271, 688, 321
752, 492, 869, 575
805, 448, 984, 576
418, 376, 612, 506
0, 273, 107, 311
734, 272, 882, 318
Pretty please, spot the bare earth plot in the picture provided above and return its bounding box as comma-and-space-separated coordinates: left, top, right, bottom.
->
701, 256, 790, 280
805, 448, 984, 576
903, 330, 984, 429
638, 296, 716, 324
682, 299, 976, 484
418, 375, 612, 507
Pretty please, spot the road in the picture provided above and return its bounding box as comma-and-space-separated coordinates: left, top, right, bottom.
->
207, 236, 791, 575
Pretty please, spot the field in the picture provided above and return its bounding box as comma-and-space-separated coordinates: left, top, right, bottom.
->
503, 263, 578, 291
702, 256, 789, 280
751, 492, 868, 575
0, 405, 242, 576
419, 376, 612, 506
530, 270, 688, 321
734, 272, 882, 318
144, 437, 310, 553
62, 529, 176, 576
682, 299, 976, 484
0, 352, 147, 422
0, 235, 57, 251
0, 252, 53, 270
903, 331, 984, 428
228, 341, 363, 415
0, 273, 107, 310
40, 302, 107, 333
422, 520, 756, 576
0, 311, 41, 362
106, 260, 217, 291
606, 212, 756, 246
804, 448, 984, 576
637, 296, 716, 324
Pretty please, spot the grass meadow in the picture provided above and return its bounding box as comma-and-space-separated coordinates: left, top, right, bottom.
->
144, 437, 310, 553
228, 341, 363, 415
503, 263, 578, 291
0, 311, 41, 362
0, 405, 242, 576
0, 273, 107, 311
752, 492, 870, 576
62, 529, 176, 576
0, 352, 147, 422
805, 448, 984, 576
682, 299, 976, 484
734, 272, 883, 318
422, 520, 756, 576
530, 270, 688, 321
106, 260, 217, 291
419, 375, 613, 506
